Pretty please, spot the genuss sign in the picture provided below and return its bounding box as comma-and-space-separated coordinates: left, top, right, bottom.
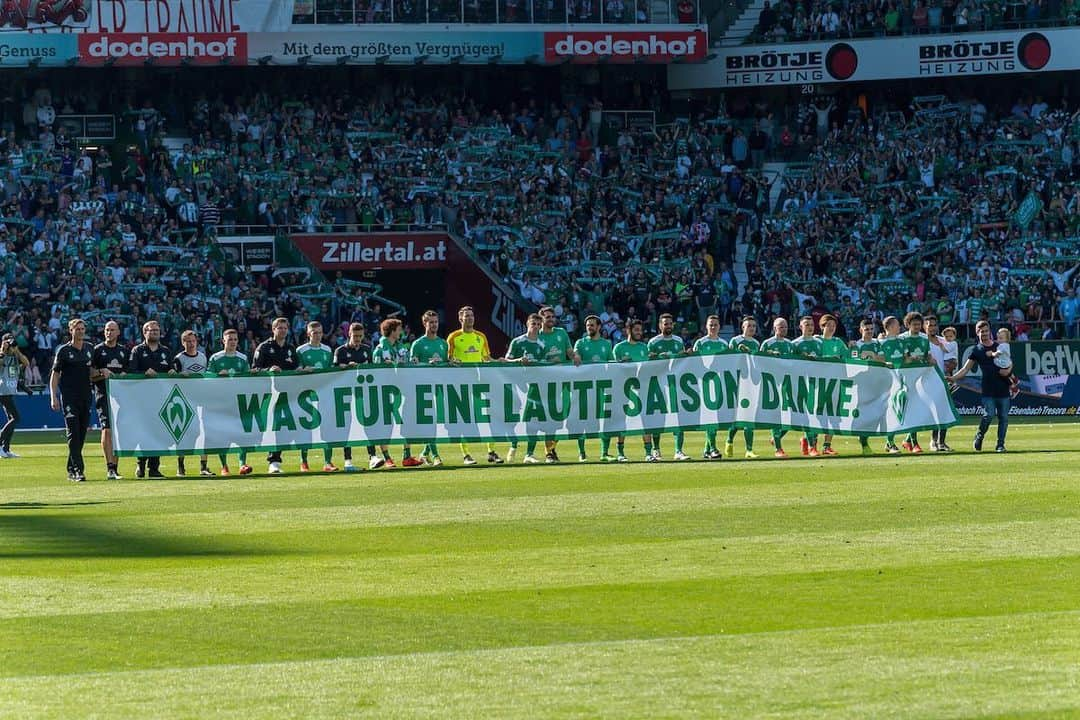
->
108, 355, 958, 456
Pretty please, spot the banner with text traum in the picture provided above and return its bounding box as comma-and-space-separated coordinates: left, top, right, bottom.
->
108, 354, 957, 456
669, 28, 1067, 89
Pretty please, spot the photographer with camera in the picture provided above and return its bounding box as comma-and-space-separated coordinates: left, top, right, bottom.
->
1, 332, 30, 458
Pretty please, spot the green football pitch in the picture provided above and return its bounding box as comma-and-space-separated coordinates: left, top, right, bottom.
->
1, 424, 1078, 719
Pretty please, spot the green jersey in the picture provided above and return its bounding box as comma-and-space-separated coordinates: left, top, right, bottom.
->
693, 336, 729, 355
879, 336, 905, 367
792, 336, 823, 359
507, 334, 546, 362
373, 337, 410, 365
539, 327, 573, 364
818, 336, 848, 359
296, 342, 334, 370
612, 340, 649, 362
410, 335, 449, 364
574, 336, 613, 364
648, 334, 685, 359
760, 336, 795, 356
207, 350, 250, 376
899, 331, 931, 366
852, 339, 882, 361
728, 335, 760, 354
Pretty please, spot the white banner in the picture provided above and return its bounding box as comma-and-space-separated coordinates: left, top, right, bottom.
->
108, 355, 958, 456
669, 28, 1060, 89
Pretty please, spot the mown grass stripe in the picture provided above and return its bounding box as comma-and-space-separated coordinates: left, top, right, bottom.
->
0, 607, 1077, 719
2, 519, 1078, 619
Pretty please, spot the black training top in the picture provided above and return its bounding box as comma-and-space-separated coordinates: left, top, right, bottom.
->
969, 341, 1011, 398
52, 342, 93, 405
128, 343, 174, 374
334, 344, 371, 366
92, 342, 129, 389
252, 339, 298, 371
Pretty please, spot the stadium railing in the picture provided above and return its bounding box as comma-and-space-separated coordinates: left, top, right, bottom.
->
289, 0, 703, 24
737, 14, 1079, 45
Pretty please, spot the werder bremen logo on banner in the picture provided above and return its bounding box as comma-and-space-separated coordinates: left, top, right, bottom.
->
159, 385, 195, 443
891, 375, 908, 425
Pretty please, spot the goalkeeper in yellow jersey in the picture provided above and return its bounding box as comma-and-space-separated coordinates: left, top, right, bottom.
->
446, 306, 504, 465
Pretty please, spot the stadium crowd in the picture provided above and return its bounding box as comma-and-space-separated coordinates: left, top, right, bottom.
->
2, 76, 1079, 401
752, 0, 1080, 41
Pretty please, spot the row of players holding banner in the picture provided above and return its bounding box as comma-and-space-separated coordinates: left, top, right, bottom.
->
50, 304, 1005, 482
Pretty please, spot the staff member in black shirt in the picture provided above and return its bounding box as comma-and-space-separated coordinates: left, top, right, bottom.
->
128, 320, 175, 478
251, 316, 297, 474
91, 320, 129, 480
50, 318, 94, 482
948, 319, 1012, 453
333, 322, 384, 472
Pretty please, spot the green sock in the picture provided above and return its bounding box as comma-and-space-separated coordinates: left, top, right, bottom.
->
653, 436, 662, 453
577, 437, 586, 456
238, 451, 246, 465
727, 427, 738, 443
644, 441, 653, 455
323, 447, 333, 464
428, 444, 439, 458
908, 433, 918, 445
887, 434, 896, 446
601, 436, 611, 455
403, 447, 412, 459
705, 428, 717, 452
859, 436, 870, 448
526, 440, 538, 454
617, 441, 625, 455
382, 450, 391, 461
772, 429, 785, 449
744, 429, 754, 451
674, 432, 684, 454
300, 449, 309, 463
218, 453, 228, 467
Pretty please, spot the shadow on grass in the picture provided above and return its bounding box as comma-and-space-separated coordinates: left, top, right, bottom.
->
0, 513, 268, 559
0, 501, 117, 510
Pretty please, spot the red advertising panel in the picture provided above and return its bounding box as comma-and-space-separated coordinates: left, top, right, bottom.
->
543, 30, 706, 63
292, 233, 449, 270
78, 33, 247, 65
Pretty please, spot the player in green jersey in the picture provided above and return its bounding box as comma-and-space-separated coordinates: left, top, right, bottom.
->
850, 318, 884, 456
816, 314, 848, 456
760, 317, 795, 457
207, 329, 253, 476
724, 316, 760, 459
693, 315, 728, 460
878, 316, 906, 454
373, 318, 424, 468
410, 310, 450, 466
539, 306, 581, 463
611, 319, 649, 462
647, 313, 690, 461
574, 315, 615, 462
898, 311, 932, 454
792, 316, 825, 457
296, 321, 340, 473
505, 313, 547, 463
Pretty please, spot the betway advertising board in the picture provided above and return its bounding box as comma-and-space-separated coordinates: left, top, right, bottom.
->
670, 28, 1064, 89
952, 340, 1080, 418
